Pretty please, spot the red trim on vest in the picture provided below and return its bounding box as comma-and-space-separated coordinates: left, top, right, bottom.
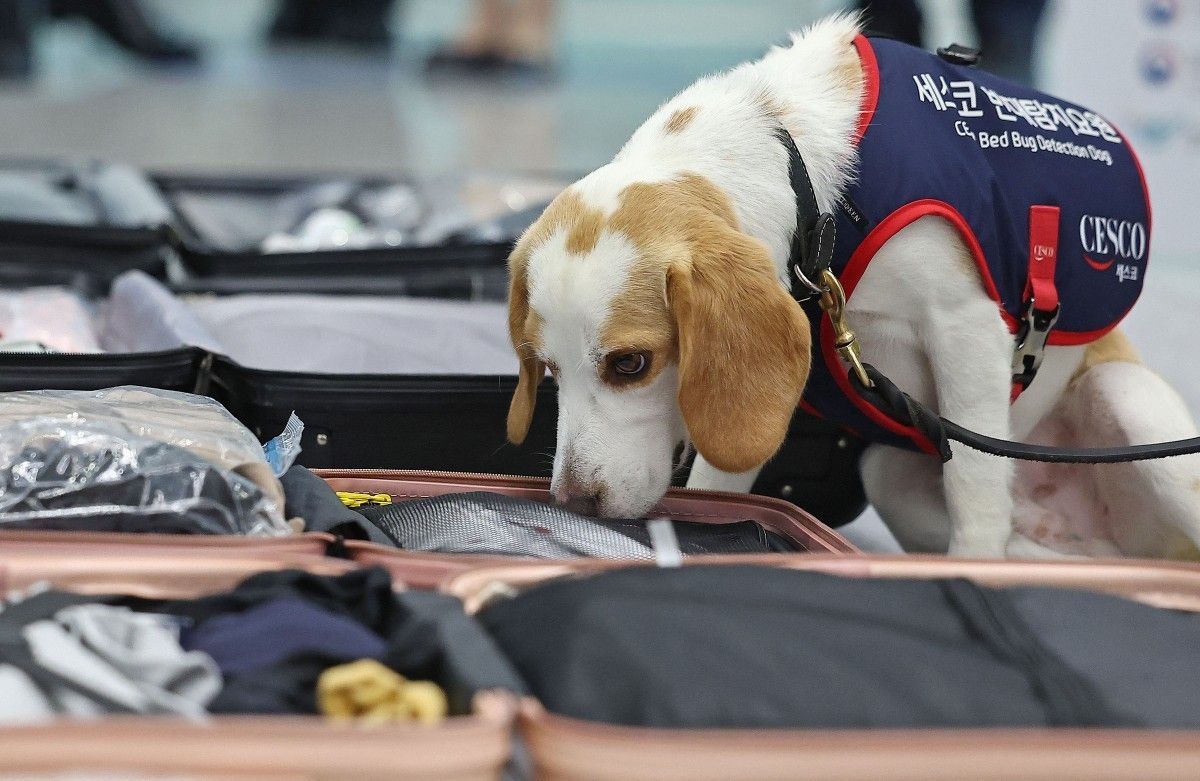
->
817, 37, 1150, 449
851, 35, 880, 145
798, 399, 823, 418
817, 200, 995, 455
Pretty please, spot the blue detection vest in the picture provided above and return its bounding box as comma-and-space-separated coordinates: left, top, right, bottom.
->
800, 35, 1152, 453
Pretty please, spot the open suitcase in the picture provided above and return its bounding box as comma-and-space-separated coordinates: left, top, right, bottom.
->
0, 164, 873, 527
441, 555, 1200, 781
0, 547, 520, 781
155, 170, 553, 298
0, 158, 563, 295
0, 461, 851, 780
0, 469, 857, 587
315, 469, 857, 587
0, 159, 172, 289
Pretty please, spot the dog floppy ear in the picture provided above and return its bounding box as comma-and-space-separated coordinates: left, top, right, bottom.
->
506, 244, 545, 445
668, 226, 811, 473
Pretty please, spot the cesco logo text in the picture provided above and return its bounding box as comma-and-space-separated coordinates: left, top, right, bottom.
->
1079, 215, 1147, 261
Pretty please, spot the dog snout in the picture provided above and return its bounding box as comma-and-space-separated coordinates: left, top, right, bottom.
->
554, 472, 603, 516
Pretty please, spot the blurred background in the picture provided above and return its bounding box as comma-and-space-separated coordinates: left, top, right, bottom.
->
0, 0, 1193, 252
0, 0, 1193, 259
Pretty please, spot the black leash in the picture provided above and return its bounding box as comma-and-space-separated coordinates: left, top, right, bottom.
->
852, 362, 1200, 464
775, 125, 1200, 465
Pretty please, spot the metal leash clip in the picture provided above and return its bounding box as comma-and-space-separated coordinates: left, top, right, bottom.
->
792, 263, 827, 300
1011, 299, 1061, 392
817, 269, 874, 389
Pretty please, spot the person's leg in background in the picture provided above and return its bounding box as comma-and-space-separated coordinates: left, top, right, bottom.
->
426, 0, 508, 70
502, 0, 558, 72
269, 0, 398, 49
968, 0, 1049, 85
854, 0, 924, 47
0, 0, 43, 80
48, 0, 199, 63
426, 0, 558, 77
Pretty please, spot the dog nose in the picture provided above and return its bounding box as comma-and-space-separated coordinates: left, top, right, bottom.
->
555, 473, 601, 516
561, 494, 600, 516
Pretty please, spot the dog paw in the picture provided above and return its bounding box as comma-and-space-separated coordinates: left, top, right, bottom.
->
947, 535, 1008, 559
1005, 533, 1090, 560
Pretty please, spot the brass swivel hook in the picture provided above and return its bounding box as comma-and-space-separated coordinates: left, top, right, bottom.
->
817, 269, 874, 388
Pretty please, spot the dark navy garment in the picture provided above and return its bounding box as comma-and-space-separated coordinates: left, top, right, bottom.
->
800, 35, 1152, 451
181, 596, 387, 674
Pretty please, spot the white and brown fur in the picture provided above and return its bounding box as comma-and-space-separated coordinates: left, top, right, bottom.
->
506, 13, 1200, 558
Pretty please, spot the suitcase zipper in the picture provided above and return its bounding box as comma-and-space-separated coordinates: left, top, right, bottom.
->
320, 468, 805, 504
317, 468, 855, 552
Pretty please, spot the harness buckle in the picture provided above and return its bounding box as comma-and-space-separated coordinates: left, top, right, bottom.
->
818, 269, 874, 389
1011, 299, 1061, 391
791, 214, 838, 301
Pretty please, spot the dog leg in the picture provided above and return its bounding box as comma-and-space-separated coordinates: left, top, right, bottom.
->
923, 301, 1016, 558
687, 454, 763, 493
860, 444, 952, 552
1064, 362, 1200, 558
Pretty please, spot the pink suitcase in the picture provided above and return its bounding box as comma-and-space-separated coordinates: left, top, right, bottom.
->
0, 549, 517, 780
441, 554, 1200, 781
314, 469, 857, 589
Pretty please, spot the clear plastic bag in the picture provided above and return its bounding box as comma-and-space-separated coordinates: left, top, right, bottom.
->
0, 386, 287, 527
262, 412, 304, 477
0, 419, 289, 536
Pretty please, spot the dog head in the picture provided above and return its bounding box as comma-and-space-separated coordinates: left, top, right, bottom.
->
506, 169, 811, 517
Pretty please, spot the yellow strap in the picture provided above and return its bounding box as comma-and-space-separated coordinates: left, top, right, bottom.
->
335, 491, 393, 508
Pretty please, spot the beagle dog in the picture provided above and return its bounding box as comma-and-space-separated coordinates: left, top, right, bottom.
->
505, 13, 1200, 558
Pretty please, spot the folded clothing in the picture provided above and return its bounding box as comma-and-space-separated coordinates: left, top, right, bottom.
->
0, 287, 100, 353
280, 465, 392, 545
481, 565, 1200, 730
0, 419, 287, 536
182, 597, 387, 675
0, 160, 172, 228
0, 569, 525, 724
357, 491, 798, 558
99, 271, 224, 355
0, 593, 220, 725
182, 294, 516, 375
166, 173, 564, 254
130, 568, 526, 716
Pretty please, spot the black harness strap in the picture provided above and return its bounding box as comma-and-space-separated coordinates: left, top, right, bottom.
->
776, 127, 837, 299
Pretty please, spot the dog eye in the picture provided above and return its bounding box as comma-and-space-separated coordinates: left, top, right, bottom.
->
611, 352, 649, 377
